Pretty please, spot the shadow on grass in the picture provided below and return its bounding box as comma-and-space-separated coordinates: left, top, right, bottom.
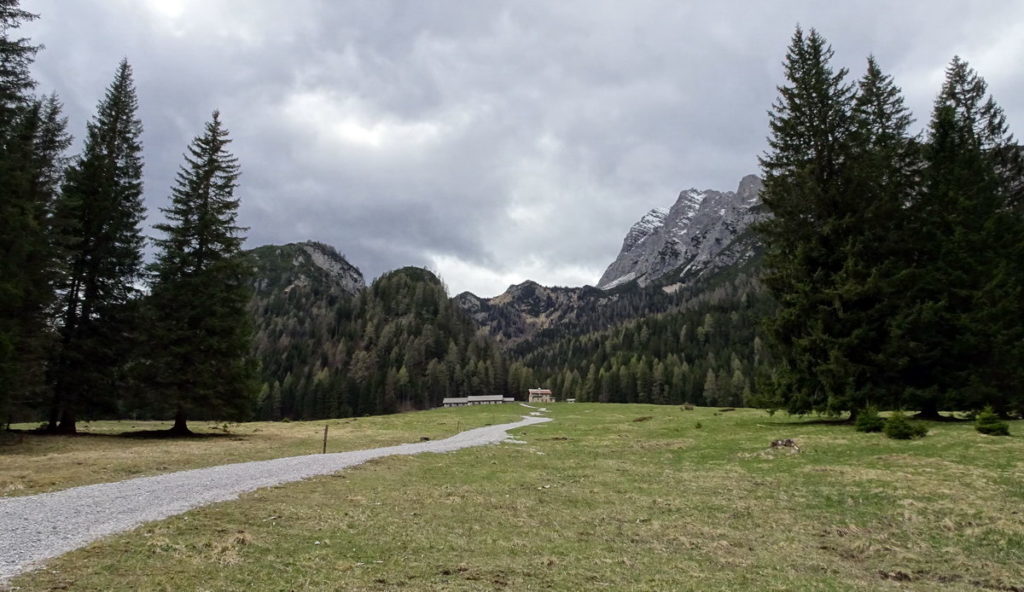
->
760, 416, 853, 426
118, 430, 241, 440
912, 413, 972, 422
2, 428, 242, 441
766, 411, 972, 426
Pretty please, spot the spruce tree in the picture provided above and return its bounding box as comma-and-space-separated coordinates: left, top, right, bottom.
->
50, 60, 146, 433
891, 57, 1022, 416
0, 0, 36, 130
825, 56, 916, 414
148, 111, 256, 434
0, 95, 71, 423
0, 3, 73, 425
0, 0, 35, 423
757, 27, 857, 415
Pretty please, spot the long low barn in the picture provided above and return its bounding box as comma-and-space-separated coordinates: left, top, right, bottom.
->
442, 395, 516, 407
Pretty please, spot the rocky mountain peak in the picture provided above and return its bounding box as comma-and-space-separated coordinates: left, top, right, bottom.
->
249, 241, 365, 298
737, 174, 762, 201
622, 208, 668, 252
596, 175, 764, 290
299, 242, 365, 294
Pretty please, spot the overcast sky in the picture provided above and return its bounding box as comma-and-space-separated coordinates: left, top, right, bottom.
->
22, 0, 1024, 297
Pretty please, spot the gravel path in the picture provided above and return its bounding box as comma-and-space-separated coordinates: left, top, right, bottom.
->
0, 415, 551, 582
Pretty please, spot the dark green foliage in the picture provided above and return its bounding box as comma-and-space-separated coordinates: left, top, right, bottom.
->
248, 252, 511, 420
757, 29, 1023, 418
883, 411, 927, 440
518, 270, 773, 406
833, 56, 919, 412
889, 57, 1024, 417
854, 406, 885, 433
1, 96, 70, 423
756, 27, 862, 416
146, 112, 256, 434
478, 280, 689, 349
757, 32, 920, 417
0, 0, 37, 129
975, 406, 1010, 436
49, 60, 146, 433
0, 3, 71, 426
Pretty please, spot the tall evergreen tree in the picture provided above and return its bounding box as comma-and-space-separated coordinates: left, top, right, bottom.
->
148, 111, 256, 434
756, 27, 858, 415
50, 60, 146, 433
0, 3, 72, 425
0, 0, 36, 131
821, 56, 916, 414
0, 0, 36, 424
0, 95, 71, 423
891, 57, 1022, 415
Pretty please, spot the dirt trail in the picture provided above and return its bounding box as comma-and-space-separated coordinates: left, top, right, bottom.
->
0, 415, 551, 582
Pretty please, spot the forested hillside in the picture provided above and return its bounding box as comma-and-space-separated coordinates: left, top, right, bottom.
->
516, 257, 773, 406
456, 280, 684, 347
248, 246, 531, 420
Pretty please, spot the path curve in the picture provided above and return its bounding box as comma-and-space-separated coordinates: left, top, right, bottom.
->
0, 415, 551, 582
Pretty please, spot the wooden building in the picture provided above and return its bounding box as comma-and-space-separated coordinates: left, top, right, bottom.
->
442, 395, 516, 407
527, 388, 554, 403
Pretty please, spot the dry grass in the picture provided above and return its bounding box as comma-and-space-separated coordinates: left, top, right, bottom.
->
0, 405, 525, 497
6, 404, 1024, 591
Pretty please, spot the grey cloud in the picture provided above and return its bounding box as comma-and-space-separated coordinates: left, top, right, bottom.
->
22, 0, 1024, 296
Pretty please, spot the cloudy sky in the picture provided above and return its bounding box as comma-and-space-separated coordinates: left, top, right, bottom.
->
22, 1, 1024, 297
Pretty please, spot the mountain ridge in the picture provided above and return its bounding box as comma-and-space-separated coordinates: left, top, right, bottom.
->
597, 174, 764, 290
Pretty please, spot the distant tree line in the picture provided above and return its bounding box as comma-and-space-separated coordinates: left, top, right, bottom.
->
249, 263, 538, 420
0, 2, 254, 433
520, 271, 774, 406
757, 27, 1023, 418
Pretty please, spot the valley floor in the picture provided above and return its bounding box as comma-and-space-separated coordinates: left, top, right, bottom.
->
0, 416, 549, 583
4, 404, 1023, 591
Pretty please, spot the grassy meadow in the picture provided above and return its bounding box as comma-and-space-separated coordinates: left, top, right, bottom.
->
4, 404, 1024, 591
0, 405, 525, 497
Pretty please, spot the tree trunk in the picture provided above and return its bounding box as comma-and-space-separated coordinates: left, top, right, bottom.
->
56, 410, 77, 434
44, 405, 61, 433
914, 399, 943, 420
170, 407, 191, 435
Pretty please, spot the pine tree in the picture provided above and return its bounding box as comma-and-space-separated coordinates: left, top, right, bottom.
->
49, 60, 146, 433
757, 27, 857, 415
822, 56, 916, 415
0, 0, 36, 130
0, 3, 74, 425
891, 57, 1022, 416
0, 0, 36, 424
703, 368, 719, 407
148, 111, 256, 434
0, 95, 71, 424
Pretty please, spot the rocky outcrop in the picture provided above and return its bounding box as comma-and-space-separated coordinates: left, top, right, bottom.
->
455, 281, 616, 346
597, 175, 764, 289
249, 241, 365, 298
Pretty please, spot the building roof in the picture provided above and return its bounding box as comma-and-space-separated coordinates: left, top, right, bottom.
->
442, 397, 469, 404
528, 389, 552, 394
468, 395, 504, 402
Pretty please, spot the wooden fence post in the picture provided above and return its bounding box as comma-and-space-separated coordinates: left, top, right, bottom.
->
322, 425, 328, 454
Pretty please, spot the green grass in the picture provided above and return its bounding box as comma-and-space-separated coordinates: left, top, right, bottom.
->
7, 404, 1024, 591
